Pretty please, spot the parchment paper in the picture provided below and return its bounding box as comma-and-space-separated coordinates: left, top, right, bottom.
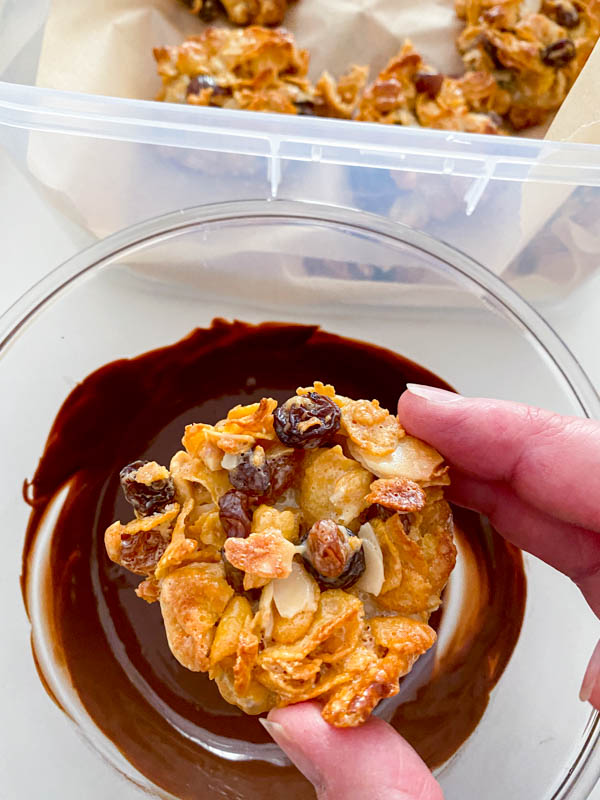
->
30, 0, 600, 293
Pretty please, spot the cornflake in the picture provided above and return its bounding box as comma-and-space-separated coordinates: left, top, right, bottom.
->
341, 398, 404, 456
154, 27, 366, 119
300, 445, 373, 526
105, 381, 455, 726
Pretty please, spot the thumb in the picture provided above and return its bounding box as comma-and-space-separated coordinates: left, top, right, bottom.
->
261, 702, 444, 800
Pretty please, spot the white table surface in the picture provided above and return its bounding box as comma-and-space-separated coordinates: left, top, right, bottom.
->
2, 145, 600, 799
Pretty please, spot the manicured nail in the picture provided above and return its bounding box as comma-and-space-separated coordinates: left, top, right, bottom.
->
260, 716, 323, 787
405, 384, 463, 403
580, 641, 600, 703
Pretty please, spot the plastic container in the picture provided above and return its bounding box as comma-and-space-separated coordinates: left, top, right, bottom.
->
1, 201, 600, 800
2, 0, 600, 311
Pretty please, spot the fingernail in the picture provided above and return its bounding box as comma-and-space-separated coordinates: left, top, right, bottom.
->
260, 716, 323, 787
580, 668, 594, 703
580, 641, 600, 703
580, 679, 592, 703
259, 718, 286, 739
406, 384, 463, 403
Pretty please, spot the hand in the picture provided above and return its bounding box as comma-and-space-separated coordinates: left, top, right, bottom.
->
397, 384, 600, 708
260, 386, 600, 798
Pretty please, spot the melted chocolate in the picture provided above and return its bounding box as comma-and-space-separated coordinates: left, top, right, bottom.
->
22, 320, 526, 799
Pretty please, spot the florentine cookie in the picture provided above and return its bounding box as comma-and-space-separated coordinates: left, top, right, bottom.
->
154, 26, 367, 117
456, 0, 600, 129
356, 39, 508, 133
105, 382, 456, 726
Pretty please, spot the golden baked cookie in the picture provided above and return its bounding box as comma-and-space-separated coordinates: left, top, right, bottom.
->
154, 26, 366, 117
105, 383, 456, 726
155, 2, 600, 134
356, 40, 509, 134
456, 0, 600, 129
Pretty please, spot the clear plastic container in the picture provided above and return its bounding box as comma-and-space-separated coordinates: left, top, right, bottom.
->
1, 201, 600, 800
2, 0, 600, 318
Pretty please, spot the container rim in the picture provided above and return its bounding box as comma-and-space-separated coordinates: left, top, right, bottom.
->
2, 196, 599, 799
2, 81, 600, 184
2, 197, 599, 417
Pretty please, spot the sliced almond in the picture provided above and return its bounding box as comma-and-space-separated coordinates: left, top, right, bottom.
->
272, 561, 319, 619
221, 452, 242, 470
258, 581, 275, 640
355, 522, 385, 596
349, 435, 446, 484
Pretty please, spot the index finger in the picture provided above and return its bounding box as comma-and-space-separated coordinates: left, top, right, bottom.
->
397, 385, 600, 532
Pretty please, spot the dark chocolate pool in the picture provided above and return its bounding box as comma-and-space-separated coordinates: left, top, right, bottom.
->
22, 320, 526, 799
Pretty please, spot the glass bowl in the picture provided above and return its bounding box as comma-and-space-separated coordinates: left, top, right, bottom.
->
1, 199, 599, 800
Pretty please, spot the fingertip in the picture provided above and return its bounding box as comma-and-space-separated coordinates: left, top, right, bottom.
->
398, 385, 470, 455
580, 641, 600, 708
265, 702, 443, 800
403, 385, 463, 404
268, 700, 327, 739
398, 385, 465, 425
264, 703, 327, 787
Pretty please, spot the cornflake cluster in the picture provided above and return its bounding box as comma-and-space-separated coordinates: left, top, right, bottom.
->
105, 382, 456, 726
182, 0, 291, 26
154, 27, 367, 118
457, 0, 600, 129
157, 0, 600, 134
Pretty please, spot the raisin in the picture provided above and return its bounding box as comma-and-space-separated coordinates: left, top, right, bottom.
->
198, 0, 223, 21
119, 529, 169, 575
414, 72, 444, 98
480, 37, 504, 69
262, 450, 302, 503
274, 392, 341, 449
222, 552, 261, 599
306, 520, 349, 577
230, 446, 271, 496
547, 2, 580, 28
120, 460, 175, 517
302, 520, 365, 590
222, 553, 246, 592
541, 38, 576, 67
187, 75, 230, 101
218, 490, 252, 538
487, 110, 504, 128
296, 101, 316, 116
364, 503, 396, 522
187, 75, 215, 95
